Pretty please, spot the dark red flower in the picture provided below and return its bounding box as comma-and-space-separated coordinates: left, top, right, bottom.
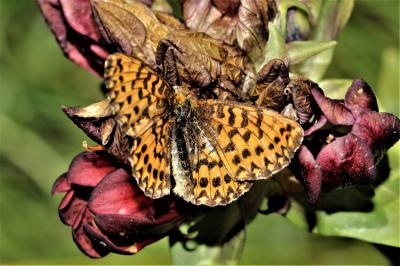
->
52, 152, 189, 258
36, 0, 157, 76
294, 79, 400, 203
37, 0, 112, 76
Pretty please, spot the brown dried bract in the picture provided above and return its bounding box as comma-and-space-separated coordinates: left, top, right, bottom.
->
182, 0, 276, 60
92, 0, 174, 68
62, 102, 132, 166
154, 11, 186, 30
155, 30, 256, 100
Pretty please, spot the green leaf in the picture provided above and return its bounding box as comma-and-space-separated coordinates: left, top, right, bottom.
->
292, 0, 354, 81
274, 0, 310, 34
256, 23, 287, 71
313, 0, 355, 41
285, 199, 309, 231
241, 214, 388, 264
287, 40, 336, 65
169, 181, 270, 265
376, 47, 399, 116
318, 78, 352, 98
313, 144, 400, 247
291, 48, 335, 81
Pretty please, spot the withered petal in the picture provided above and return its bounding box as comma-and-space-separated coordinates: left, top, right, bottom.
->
316, 134, 376, 191
345, 79, 378, 117
212, 0, 240, 15
91, 0, 147, 57
88, 168, 155, 217
183, 0, 219, 32
311, 87, 354, 125
62, 104, 115, 145
67, 152, 117, 187
236, 0, 268, 56
351, 110, 400, 162
295, 146, 322, 204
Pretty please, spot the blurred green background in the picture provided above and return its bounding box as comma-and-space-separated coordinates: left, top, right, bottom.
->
0, 0, 398, 264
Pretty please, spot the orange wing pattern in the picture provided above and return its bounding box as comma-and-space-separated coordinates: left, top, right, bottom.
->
205, 101, 303, 181
103, 53, 303, 207
171, 100, 303, 206
172, 122, 252, 206
104, 53, 173, 198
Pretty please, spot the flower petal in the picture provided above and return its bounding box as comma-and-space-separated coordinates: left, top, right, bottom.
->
94, 214, 154, 239
62, 104, 117, 147
67, 152, 117, 187
345, 79, 378, 117
58, 190, 75, 210
311, 87, 354, 125
88, 168, 154, 217
295, 146, 322, 204
59, 193, 87, 226
95, 209, 185, 243
51, 173, 70, 195
37, 0, 110, 76
72, 209, 109, 258
304, 115, 327, 136
59, 0, 100, 39
84, 223, 143, 255
316, 134, 376, 191
351, 110, 400, 162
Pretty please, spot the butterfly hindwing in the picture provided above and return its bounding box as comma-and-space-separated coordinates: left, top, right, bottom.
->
172, 122, 252, 206
104, 53, 173, 198
204, 100, 303, 181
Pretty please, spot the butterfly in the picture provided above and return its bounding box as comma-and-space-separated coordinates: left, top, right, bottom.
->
103, 53, 303, 207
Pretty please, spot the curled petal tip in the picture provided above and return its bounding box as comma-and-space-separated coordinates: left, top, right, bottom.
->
311, 88, 354, 125
51, 173, 70, 195
345, 79, 378, 116
352, 111, 400, 162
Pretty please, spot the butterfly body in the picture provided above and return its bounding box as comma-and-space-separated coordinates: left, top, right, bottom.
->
100, 53, 304, 207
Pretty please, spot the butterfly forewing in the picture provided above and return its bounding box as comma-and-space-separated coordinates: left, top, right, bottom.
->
104, 53, 173, 198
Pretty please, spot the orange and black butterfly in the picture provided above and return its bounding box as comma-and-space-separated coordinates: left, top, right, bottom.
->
102, 53, 303, 207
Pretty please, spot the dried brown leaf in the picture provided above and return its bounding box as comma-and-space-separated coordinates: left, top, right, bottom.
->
92, 0, 172, 67
157, 30, 256, 98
